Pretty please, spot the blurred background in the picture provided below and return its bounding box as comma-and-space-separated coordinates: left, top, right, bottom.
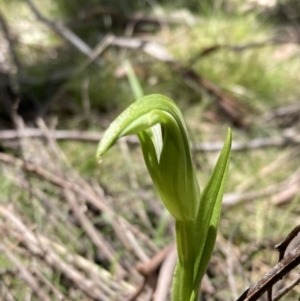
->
0, 0, 300, 300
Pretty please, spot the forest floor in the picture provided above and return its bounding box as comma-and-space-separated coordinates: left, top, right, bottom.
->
1, 0, 300, 300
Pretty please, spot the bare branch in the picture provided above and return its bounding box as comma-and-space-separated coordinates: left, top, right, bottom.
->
273, 274, 300, 301
275, 225, 300, 261
236, 225, 300, 301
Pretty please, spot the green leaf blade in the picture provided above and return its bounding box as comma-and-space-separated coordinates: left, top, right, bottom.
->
193, 129, 232, 294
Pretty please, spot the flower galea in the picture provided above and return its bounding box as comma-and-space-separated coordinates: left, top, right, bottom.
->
97, 94, 200, 222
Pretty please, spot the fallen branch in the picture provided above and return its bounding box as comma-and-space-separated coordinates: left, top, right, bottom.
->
1, 128, 300, 152
236, 225, 300, 301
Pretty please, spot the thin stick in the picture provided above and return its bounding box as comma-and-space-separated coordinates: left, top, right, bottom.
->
0, 242, 52, 301
153, 244, 177, 301
24, 0, 103, 64
273, 274, 300, 301
0, 152, 150, 266
63, 189, 125, 277
1, 128, 300, 152
236, 244, 300, 301
29, 267, 69, 301
275, 225, 300, 261
0, 206, 109, 301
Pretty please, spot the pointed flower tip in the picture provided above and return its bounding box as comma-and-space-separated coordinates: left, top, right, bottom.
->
97, 156, 103, 164
96, 144, 106, 164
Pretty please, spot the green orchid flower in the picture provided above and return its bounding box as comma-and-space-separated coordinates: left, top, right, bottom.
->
97, 94, 200, 222
97, 93, 231, 301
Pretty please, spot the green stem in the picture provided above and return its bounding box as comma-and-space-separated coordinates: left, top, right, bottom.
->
174, 220, 198, 301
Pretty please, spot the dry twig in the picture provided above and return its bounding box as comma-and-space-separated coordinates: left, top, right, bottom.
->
272, 274, 300, 301
236, 225, 300, 301
0, 151, 150, 267
125, 243, 175, 301
0, 206, 113, 301
153, 244, 177, 301
63, 189, 124, 277
0, 242, 51, 301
